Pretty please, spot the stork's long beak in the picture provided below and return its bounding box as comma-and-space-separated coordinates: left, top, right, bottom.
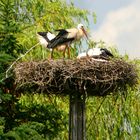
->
82, 27, 88, 39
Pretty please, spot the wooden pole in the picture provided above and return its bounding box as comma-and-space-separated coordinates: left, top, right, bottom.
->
69, 93, 86, 140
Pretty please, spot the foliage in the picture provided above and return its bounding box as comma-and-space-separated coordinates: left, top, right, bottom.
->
92, 12, 97, 24
86, 87, 140, 140
0, 94, 67, 140
2, 122, 45, 140
0, 0, 90, 139
0, 53, 15, 79
0, 0, 24, 57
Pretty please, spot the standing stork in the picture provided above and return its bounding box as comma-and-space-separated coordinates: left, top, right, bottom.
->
37, 32, 68, 59
47, 24, 88, 58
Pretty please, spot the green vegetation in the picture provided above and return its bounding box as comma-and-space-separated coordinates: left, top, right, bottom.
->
0, 0, 140, 140
86, 90, 140, 140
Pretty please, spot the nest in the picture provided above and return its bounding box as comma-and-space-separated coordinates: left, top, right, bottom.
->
14, 58, 138, 96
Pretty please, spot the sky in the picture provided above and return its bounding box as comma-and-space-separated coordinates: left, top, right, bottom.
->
69, 0, 140, 59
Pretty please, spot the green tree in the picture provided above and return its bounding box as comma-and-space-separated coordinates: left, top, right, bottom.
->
0, 0, 24, 57
0, 0, 90, 139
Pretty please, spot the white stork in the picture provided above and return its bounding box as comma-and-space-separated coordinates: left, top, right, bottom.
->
37, 32, 68, 59
47, 24, 88, 57
77, 47, 113, 60
87, 48, 113, 59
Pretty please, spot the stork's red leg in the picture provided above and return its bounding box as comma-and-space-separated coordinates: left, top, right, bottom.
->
49, 49, 54, 59
63, 46, 67, 58
67, 46, 70, 59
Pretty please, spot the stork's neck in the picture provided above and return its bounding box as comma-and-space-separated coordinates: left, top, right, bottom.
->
76, 28, 84, 40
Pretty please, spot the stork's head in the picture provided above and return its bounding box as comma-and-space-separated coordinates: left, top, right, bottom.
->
77, 23, 84, 29
77, 24, 88, 39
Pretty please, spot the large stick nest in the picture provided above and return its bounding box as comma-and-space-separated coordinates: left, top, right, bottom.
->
14, 58, 138, 96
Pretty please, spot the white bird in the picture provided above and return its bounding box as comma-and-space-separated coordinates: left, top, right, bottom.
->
77, 47, 113, 60
87, 48, 113, 59
37, 32, 68, 59
47, 24, 88, 57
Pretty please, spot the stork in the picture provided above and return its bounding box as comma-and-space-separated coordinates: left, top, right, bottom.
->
77, 47, 113, 60
37, 32, 68, 59
87, 48, 113, 59
47, 24, 88, 57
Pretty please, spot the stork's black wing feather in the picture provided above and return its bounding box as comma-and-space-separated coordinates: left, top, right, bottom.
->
92, 55, 109, 60
101, 48, 114, 57
37, 32, 49, 42
47, 29, 74, 49
55, 29, 68, 36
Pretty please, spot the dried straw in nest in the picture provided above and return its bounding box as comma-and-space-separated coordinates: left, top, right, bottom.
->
14, 58, 138, 96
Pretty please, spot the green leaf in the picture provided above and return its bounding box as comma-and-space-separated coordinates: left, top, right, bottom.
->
92, 12, 97, 24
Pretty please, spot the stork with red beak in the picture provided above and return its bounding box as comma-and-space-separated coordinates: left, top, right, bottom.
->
37, 32, 68, 59
47, 24, 88, 56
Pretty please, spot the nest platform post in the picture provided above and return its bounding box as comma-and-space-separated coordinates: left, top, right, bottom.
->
69, 93, 86, 140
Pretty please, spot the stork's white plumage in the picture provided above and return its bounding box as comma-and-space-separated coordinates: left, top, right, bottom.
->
87, 48, 102, 57
77, 52, 87, 59
37, 32, 55, 48
47, 32, 56, 40
37, 32, 69, 59
47, 24, 88, 50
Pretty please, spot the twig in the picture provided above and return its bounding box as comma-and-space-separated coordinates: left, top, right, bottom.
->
6, 43, 39, 78
0, 77, 7, 83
